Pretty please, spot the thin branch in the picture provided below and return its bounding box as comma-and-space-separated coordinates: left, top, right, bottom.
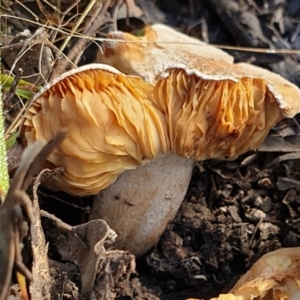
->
49, 0, 114, 80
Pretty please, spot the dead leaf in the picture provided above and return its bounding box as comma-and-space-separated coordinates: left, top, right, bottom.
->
29, 169, 55, 300
0, 132, 66, 300
276, 177, 300, 192
259, 135, 300, 152
41, 211, 136, 299
189, 247, 300, 300
266, 152, 300, 168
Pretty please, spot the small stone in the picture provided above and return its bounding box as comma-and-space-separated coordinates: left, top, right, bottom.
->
261, 196, 272, 213
258, 177, 272, 187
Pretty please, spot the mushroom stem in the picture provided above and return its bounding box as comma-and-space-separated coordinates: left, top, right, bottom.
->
90, 153, 194, 256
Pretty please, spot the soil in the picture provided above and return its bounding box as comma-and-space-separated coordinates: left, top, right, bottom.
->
2, 0, 300, 299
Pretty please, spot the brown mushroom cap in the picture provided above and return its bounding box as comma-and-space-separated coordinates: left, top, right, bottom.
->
97, 24, 233, 84
22, 64, 169, 196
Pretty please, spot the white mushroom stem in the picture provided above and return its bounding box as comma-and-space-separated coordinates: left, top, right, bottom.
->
90, 154, 194, 256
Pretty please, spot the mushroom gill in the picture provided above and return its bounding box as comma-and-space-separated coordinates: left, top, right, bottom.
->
22, 64, 169, 196
152, 68, 281, 160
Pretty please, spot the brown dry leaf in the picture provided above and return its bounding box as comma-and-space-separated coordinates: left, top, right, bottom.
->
259, 135, 300, 152
114, 0, 144, 20
228, 247, 300, 300
0, 132, 66, 300
7, 143, 24, 174
22, 64, 169, 196
41, 210, 135, 300
276, 176, 300, 192
29, 169, 53, 300
135, 0, 165, 23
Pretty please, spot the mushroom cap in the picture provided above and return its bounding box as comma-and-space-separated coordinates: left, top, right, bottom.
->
97, 23, 234, 83
22, 64, 169, 196
144, 24, 234, 65
235, 63, 300, 118
97, 24, 300, 119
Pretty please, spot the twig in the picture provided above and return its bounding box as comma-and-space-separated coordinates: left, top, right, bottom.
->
49, 0, 114, 80
58, 0, 96, 54
111, 0, 124, 31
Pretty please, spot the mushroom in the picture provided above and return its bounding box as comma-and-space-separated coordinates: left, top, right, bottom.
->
94, 25, 300, 255
22, 64, 195, 256
22, 27, 300, 256
225, 247, 300, 300
188, 247, 300, 300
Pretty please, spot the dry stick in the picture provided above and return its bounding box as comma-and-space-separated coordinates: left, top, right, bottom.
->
58, 0, 96, 54
49, 0, 113, 80
15, 0, 40, 23
40, 0, 82, 44
71, 0, 111, 65
6, 17, 25, 32
2, 2, 32, 32
4, 14, 300, 55
111, 0, 124, 31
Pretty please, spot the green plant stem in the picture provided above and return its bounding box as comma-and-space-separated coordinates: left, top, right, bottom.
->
0, 75, 9, 200
1, 74, 39, 99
